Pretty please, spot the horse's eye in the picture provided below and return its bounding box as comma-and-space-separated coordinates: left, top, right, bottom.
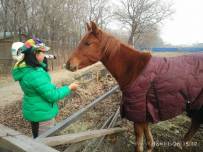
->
84, 42, 90, 46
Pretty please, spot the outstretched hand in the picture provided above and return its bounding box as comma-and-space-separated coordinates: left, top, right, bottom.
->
69, 82, 79, 91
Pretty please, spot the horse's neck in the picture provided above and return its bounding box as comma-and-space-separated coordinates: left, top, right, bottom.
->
101, 42, 151, 90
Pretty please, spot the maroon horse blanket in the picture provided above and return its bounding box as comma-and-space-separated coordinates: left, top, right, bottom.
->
121, 53, 203, 123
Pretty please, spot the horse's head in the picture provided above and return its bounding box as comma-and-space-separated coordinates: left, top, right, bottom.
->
66, 21, 108, 71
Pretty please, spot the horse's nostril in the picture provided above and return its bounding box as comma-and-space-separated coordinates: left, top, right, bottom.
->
66, 62, 77, 71
66, 62, 70, 70
70, 64, 76, 71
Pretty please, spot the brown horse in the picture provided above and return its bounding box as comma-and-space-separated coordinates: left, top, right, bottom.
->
66, 21, 203, 152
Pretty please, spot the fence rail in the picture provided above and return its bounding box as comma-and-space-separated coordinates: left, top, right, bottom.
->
36, 85, 119, 139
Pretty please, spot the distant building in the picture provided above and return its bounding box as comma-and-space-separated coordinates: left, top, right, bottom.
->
141, 47, 203, 52
0, 32, 14, 75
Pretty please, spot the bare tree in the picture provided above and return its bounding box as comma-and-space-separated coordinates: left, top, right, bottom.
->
0, 0, 32, 39
0, 0, 121, 71
135, 25, 164, 48
114, 0, 174, 45
0, 0, 113, 41
86, 0, 112, 28
0, 0, 116, 68
0, 0, 10, 38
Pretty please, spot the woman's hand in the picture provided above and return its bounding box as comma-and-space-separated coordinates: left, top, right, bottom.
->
69, 82, 79, 91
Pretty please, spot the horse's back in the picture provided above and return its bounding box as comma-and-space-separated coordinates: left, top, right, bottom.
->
121, 53, 203, 123
160, 53, 203, 107
150, 54, 202, 120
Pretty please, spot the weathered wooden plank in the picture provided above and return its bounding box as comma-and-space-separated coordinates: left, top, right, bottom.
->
40, 127, 127, 147
0, 124, 59, 152
36, 85, 119, 139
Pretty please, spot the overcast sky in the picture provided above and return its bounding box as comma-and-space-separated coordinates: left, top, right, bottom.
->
109, 0, 203, 46
160, 0, 203, 45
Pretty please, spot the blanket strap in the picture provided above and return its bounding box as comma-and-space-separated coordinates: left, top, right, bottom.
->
179, 90, 191, 116
193, 88, 203, 105
151, 81, 161, 118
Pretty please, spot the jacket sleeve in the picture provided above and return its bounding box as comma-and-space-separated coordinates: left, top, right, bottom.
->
30, 71, 72, 103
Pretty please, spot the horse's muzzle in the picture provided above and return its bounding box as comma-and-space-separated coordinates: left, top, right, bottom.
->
66, 62, 77, 71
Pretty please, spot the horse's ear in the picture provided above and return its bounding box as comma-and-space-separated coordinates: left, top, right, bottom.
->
86, 23, 91, 31
90, 21, 99, 35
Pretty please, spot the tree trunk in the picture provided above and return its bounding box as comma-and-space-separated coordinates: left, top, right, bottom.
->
128, 33, 134, 45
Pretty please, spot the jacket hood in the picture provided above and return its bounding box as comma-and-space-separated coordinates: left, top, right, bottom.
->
12, 62, 32, 81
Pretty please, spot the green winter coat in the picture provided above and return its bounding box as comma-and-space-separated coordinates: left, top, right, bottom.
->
12, 62, 71, 122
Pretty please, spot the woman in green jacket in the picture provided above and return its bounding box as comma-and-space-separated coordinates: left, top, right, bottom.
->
12, 39, 78, 138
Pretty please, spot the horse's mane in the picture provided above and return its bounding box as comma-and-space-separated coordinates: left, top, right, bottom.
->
100, 29, 152, 88
101, 30, 151, 58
